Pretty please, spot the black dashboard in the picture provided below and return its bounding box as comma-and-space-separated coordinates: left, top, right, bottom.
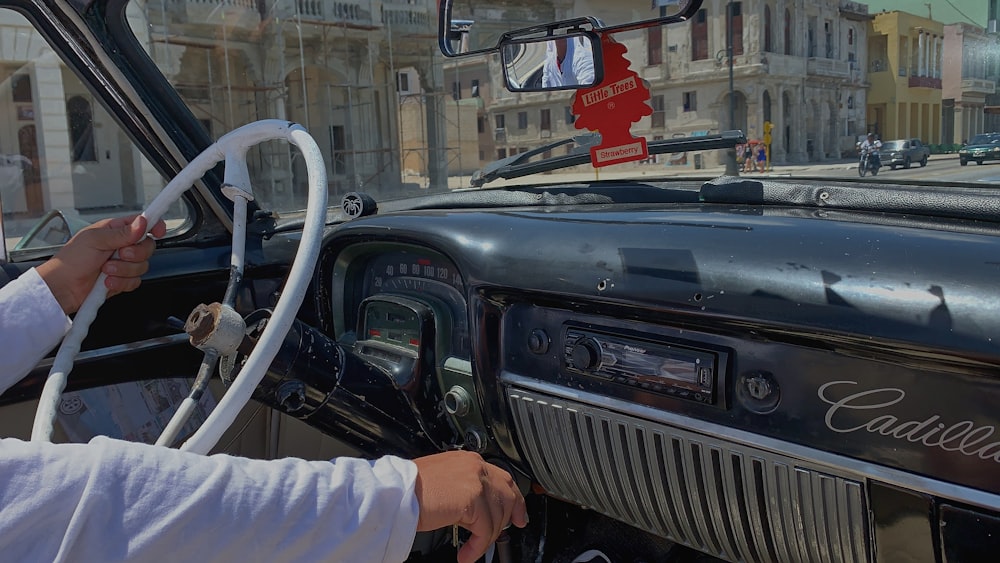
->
255, 196, 1000, 562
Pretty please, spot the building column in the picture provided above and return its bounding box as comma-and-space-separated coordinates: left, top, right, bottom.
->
790, 90, 808, 162
814, 101, 826, 162
929, 36, 936, 78
772, 88, 786, 163
33, 52, 75, 215
417, 56, 449, 192
917, 32, 925, 76
934, 37, 944, 78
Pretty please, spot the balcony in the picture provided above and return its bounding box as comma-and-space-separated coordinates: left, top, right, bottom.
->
292, 0, 376, 28
762, 53, 807, 76
909, 75, 942, 89
382, 2, 434, 35
807, 58, 850, 79
839, 1, 869, 19
961, 78, 996, 95
174, 0, 260, 29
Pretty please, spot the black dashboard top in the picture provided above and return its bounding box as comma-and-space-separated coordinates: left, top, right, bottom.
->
322, 202, 1000, 365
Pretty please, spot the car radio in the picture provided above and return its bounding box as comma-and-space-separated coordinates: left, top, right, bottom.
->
563, 328, 718, 404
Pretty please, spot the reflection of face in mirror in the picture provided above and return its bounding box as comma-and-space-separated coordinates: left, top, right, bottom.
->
542, 37, 595, 87
503, 34, 599, 91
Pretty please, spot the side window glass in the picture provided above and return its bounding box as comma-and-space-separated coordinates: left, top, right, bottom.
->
0, 9, 190, 262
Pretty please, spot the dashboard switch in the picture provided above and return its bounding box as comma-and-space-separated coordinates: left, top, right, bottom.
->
464, 427, 487, 452
444, 385, 473, 417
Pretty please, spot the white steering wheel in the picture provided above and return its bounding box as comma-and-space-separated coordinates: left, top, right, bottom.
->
31, 120, 329, 455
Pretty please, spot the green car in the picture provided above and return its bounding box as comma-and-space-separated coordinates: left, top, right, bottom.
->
959, 132, 1000, 165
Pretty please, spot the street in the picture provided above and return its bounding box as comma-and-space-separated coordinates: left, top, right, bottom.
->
775, 153, 1000, 183
478, 152, 1000, 188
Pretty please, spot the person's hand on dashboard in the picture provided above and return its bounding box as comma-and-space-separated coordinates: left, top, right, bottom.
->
413, 450, 528, 563
36, 214, 167, 314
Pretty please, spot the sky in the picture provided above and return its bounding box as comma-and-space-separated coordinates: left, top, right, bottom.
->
861, 0, 987, 27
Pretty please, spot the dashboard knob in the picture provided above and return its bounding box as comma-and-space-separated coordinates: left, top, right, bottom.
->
528, 329, 550, 354
569, 338, 603, 370
444, 385, 473, 417
464, 427, 487, 452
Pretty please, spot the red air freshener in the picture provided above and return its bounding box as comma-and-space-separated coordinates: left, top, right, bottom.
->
572, 33, 652, 167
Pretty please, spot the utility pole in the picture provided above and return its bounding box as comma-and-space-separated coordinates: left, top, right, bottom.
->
724, 0, 740, 175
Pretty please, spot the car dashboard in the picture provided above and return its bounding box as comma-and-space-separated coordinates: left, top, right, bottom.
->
246, 193, 1000, 563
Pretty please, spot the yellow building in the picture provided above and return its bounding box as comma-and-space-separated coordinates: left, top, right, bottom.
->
866, 11, 943, 143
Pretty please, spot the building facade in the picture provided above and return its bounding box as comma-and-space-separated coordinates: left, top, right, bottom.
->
866, 11, 943, 143
477, 0, 872, 167
0, 0, 445, 234
942, 23, 999, 144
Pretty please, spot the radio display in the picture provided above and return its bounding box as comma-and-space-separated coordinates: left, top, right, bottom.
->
565, 329, 717, 403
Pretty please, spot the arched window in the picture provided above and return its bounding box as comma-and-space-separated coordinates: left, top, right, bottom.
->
784, 9, 792, 55
67, 96, 96, 162
764, 5, 773, 53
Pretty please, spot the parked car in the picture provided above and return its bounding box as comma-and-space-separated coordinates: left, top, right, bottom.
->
1, 1, 998, 562
959, 132, 1000, 165
880, 138, 930, 169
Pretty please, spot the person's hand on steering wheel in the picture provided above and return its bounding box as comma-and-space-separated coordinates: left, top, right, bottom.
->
36, 214, 167, 314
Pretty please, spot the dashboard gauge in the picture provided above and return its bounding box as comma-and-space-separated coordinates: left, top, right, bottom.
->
358, 249, 470, 359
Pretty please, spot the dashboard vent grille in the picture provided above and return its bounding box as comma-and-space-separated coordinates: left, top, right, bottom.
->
507, 388, 871, 563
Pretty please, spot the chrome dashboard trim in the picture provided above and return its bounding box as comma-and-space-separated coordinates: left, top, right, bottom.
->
501, 371, 1000, 513
507, 386, 870, 562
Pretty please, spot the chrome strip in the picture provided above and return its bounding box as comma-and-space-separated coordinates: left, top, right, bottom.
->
35, 333, 189, 367
502, 371, 1000, 512
443, 356, 473, 375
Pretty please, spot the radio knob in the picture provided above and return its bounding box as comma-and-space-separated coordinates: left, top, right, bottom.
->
569, 338, 602, 370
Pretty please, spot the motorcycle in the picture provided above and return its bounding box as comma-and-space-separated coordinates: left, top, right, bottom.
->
858, 146, 881, 177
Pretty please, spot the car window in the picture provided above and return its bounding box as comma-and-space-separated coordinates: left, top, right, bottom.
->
0, 8, 190, 262
128, 1, 425, 212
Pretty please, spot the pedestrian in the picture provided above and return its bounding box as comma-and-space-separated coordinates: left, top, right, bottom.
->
743, 143, 755, 172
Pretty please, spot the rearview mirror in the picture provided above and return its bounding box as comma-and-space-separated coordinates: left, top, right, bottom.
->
501, 32, 603, 92
439, 0, 700, 58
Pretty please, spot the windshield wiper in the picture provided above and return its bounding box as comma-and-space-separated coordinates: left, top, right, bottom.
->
471, 132, 602, 187
470, 130, 746, 187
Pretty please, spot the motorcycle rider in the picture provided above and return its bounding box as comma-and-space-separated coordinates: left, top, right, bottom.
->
859, 132, 882, 169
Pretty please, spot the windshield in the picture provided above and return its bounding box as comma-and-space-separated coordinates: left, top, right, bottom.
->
121, 0, 998, 214
883, 141, 906, 150
969, 134, 999, 145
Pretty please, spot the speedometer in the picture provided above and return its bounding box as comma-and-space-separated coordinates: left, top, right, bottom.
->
360, 250, 470, 359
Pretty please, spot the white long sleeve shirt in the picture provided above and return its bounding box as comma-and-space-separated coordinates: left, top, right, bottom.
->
0, 268, 420, 562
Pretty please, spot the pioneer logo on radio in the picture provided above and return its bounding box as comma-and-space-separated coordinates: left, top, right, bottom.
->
623, 344, 647, 354
818, 381, 1000, 464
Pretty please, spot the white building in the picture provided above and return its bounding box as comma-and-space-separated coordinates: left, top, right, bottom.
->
483, 0, 871, 166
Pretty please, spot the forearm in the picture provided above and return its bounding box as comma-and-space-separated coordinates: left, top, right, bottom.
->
0, 268, 72, 392
0, 436, 419, 562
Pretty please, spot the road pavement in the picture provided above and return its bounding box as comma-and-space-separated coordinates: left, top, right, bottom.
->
480, 152, 1000, 187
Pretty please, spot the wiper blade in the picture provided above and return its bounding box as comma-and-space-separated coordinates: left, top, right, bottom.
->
471, 132, 601, 187
470, 130, 746, 187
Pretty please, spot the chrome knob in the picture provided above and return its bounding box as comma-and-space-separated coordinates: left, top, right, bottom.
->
444, 385, 473, 417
